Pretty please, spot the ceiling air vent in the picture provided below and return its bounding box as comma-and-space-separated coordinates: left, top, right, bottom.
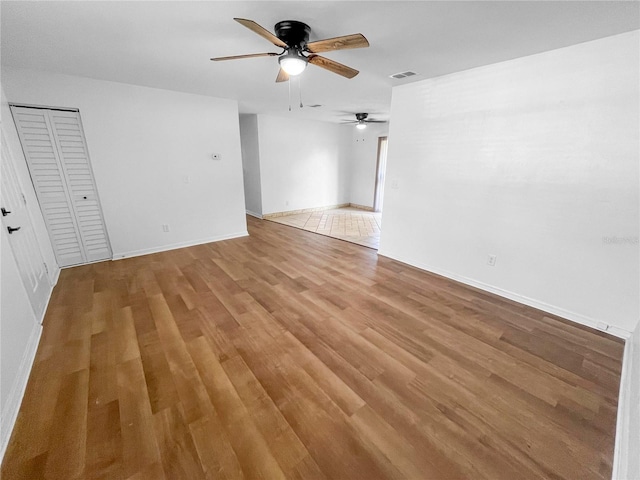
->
390, 70, 418, 79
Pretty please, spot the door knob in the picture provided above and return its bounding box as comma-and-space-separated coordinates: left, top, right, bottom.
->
7, 226, 21, 234
1, 207, 11, 216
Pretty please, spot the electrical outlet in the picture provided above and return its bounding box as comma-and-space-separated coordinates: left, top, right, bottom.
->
391, 179, 399, 189
487, 254, 497, 266
285, 200, 290, 206
162, 224, 170, 232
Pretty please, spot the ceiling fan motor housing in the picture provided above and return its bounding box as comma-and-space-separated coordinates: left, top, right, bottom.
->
275, 20, 311, 49
355, 113, 369, 121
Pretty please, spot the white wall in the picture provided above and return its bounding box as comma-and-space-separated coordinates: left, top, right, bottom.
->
2, 67, 248, 259
614, 323, 640, 479
349, 123, 389, 209
257, 115, 352, 215
243, 114, 384, 215
379, 31, 639, 336
239, 114, 263, 217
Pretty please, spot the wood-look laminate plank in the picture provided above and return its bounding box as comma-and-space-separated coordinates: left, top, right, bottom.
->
122, 461, 166, 480
136, 330, 180, 415
349, 404, 450, 480
1, 352, 64, 473
44, 368, 89, 479
114, 306, 141, 364
236, 342, 396, 480
188, 414, 244, 480
281, 330, 366, 416
147, 294, 214, 424
153, 405, 206, 480
221, 354, 310, 475
287, 454, 328, 480
1, 215, 625, 480
84, 400, 123, 480
116, 358, 161, 478
187, 336, 287, 480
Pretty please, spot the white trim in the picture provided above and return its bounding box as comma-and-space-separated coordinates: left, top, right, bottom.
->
36, 268, 59, 325
377, 249, 632, 340
263, 203, 350, 219
612, 337, 633, 479
60, 257, 117, 270
0, 323, 42, 460
49, 264, 60, 287
8, 102, 79, 113
112, 231, 249, 260
246, 210, 263, 219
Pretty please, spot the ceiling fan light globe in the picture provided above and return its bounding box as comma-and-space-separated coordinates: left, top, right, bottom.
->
279, 56, 307, 76
356, 122, 367, 130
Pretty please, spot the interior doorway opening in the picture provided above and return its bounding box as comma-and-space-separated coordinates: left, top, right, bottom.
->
373, 136, 388, 212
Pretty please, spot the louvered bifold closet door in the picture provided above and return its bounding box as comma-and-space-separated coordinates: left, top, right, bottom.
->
11, 106, 111, 267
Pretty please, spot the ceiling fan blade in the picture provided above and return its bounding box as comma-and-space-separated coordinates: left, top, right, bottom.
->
366, 120, 387, 123
306, 34, 369, 53
276, 68, 290, 83
211, 52, 279, 61
234, 18, 287, 48
308, 55, 359, 79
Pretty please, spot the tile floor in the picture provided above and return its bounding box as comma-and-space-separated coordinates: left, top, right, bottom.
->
266, 207, 382, 249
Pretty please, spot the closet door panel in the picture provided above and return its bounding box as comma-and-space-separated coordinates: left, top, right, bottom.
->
48, 110, 111, 263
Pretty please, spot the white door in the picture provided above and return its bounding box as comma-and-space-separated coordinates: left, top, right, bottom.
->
11, 106, 112, 266
1, 127, 50, 321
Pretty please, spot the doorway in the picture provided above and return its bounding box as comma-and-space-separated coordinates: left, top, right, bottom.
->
373, 136, 388, 212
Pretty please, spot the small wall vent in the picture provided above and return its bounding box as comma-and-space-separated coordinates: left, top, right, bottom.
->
389, 71, 418, 79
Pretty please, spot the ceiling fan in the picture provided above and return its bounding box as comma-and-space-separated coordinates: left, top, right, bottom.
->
211, 18, 369, 82
343, 113, 386, 129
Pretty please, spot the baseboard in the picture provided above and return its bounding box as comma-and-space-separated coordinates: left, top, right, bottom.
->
246, 210, 263, 219
47, 262, 60, 288
0, 322, 42, 460
376, 249, 632, 340
349, 203, 375, 212
612, 337, 634, 479
37, 267, 60, 325
50, 264, 60, 287
263, 203, 350, 219
112, 231, 249, 260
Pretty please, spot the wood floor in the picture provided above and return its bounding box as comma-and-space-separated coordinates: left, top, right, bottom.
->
2, 216, 624, 480
266, 207, 382, 249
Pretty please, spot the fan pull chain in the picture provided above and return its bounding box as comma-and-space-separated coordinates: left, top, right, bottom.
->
299, 76, 303, 108
288, 78, 292, 112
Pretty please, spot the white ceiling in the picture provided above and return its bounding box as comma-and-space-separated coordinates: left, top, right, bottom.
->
2, 1, 638, 123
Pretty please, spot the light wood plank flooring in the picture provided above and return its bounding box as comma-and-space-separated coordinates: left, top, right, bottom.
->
267, 207, 382, 249
1, 216, 624, 480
